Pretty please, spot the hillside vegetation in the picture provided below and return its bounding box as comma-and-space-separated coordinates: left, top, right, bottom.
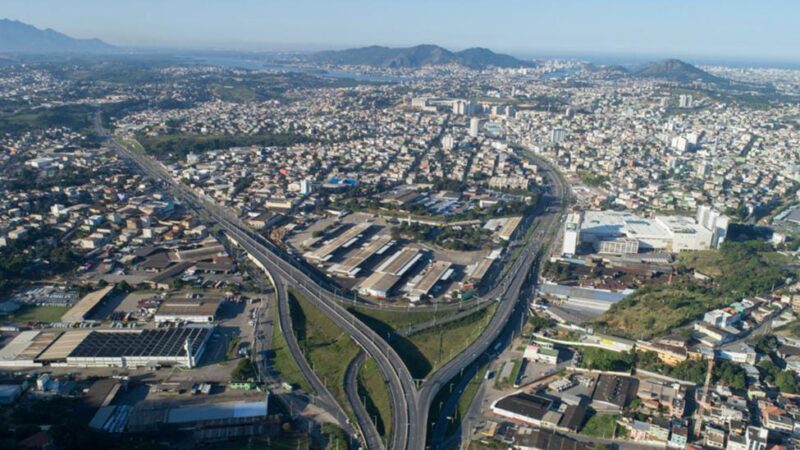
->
596, 240, 792, 340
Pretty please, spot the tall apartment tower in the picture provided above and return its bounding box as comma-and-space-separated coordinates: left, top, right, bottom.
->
469, 118, 481, 138
562, 212, 582, 256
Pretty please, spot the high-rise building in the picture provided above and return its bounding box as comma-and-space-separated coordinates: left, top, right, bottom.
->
679, 94, 693, 108
562, 213, 581, 256
300, 178, 313, 195
469, 118, 481, 137
696, 205, 730, 249
442, 134, 455, 150
452, 100, 467, 115
671, 136, 689, 152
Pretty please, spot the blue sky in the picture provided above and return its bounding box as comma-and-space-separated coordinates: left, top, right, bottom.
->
4, 0, 799, 61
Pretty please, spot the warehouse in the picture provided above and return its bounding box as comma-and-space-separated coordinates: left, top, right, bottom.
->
358, 247, 422, 298
491, 392, 587, 432
0, 330, 50, 367
406, 261, 453, 302
155, 298, 222, 323
35, 326, 213, 367
305, 222, 372, 262
61, 286, 115, 323
328, 235, 394, 278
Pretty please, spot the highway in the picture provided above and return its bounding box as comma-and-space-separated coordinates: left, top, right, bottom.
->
97, 116, 416, 450
100, 111, 569, 449
415, 153, 569, 449
344, 352, 385, 450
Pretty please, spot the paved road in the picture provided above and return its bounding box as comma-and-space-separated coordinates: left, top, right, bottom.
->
418, 153, 569, 449
98, 117, 415, 450
100, 111, 569, 449
345, 352, 385, 450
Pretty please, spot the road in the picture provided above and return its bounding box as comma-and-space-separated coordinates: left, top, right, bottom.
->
418, 152, 569, 449
100, 111, 569, 449
345, 352, 385, 450
97, 116, 416, 450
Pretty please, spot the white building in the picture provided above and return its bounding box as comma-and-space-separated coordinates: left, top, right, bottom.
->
562, 213, 581, 256
696, 205, 730, 249
441, 134, 455, 150
573, 208, 717, 254
469, 118, 481, 138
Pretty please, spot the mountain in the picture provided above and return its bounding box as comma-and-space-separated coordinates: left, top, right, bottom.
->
309, 44, 534, 69
0, 19, 116, 53
633, 58, 720, 83
582, 63, 630, 78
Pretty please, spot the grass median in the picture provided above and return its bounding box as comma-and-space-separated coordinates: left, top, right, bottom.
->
287, 289, 359, 420
357, 357, 392, 443
352, 302, 498, 379
269, 300, 313, 394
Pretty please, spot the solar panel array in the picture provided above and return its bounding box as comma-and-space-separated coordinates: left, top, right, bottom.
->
69, 327, 210, 358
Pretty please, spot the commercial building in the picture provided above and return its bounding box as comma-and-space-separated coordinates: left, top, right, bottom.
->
523, 344, 559, 365
562, 213, 581, 256
562, 206, 730, 256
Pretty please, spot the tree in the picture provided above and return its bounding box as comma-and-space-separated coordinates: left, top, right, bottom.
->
776, 371, 800, 394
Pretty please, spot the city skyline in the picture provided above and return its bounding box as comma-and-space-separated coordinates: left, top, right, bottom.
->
3, 0, 800, 63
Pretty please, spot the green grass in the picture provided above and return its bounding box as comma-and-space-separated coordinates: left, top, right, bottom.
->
580, 412, 622, 439
403, 303, 497, 379
347, 305, 460, 333
287, 290, 359, 420
357, 357, 392, 442
227, 336, 242, 359
3, 305, 70, 324
0, 104, 94, 135
213, 84, 257, 102
269, 300, 313, 394
594, 284, 726, 340
321, 423, 349, 450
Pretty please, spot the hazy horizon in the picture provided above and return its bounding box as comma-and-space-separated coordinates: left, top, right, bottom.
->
3, 0, 800, 64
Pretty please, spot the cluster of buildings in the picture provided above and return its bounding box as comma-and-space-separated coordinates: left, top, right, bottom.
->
562, 205, 730, 257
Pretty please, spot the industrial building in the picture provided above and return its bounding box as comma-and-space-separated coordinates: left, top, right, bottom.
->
328, 235, 394, 278
0, 326, 213, 369
61, 286, 115, 323
561, 206, 730, 256
406, 260, 453, 302
358, 247, 422, 298
490, 392, 587, 432
304, 222, 372, 263
154, 298, 222, 323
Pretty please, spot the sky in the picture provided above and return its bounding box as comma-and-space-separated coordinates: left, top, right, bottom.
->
4, 0, 800, 63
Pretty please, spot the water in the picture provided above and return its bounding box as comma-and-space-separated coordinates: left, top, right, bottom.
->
191, 55, 414, 82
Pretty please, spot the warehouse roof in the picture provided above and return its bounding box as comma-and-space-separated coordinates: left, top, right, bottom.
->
61, 286, 115, 323
167, 400, 267, 424
67, 327, 212, 358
